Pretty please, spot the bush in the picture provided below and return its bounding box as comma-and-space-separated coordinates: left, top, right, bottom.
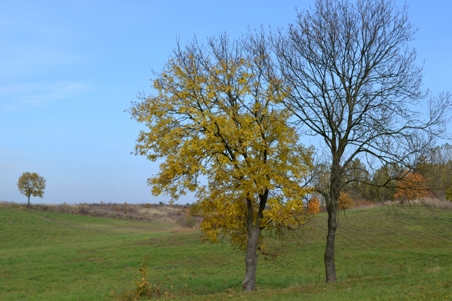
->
177, 215, 197, 228
78, 204, 90, 215
113, 255, 174, 301
338, 192, 354, 209
307, 196, 320, 214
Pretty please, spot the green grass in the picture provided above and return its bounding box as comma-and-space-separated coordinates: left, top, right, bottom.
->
1, 204, 451, 300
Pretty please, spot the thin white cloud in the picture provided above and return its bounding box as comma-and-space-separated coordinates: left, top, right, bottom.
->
0, 81, 87, 111
0, 43, 82, 78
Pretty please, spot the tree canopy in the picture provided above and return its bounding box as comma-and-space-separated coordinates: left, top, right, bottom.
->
17, 172, 46, 207
130, 34, 313, 291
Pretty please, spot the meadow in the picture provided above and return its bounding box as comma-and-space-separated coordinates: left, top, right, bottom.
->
0, 202, 451, 300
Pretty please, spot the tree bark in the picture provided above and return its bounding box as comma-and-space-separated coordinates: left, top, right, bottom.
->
324, 206, 337, 282
324, 158, 342, 282
242, 226, 261, 291
27, 195, 30, 208
242, 193, 267, 292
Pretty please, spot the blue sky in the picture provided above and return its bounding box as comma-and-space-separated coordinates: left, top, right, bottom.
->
1, 1, 451, 205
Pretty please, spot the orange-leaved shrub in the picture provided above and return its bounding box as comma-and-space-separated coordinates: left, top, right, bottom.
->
393, 172, 430, 201
307, 196, 320, 214
338, 192, 354, 210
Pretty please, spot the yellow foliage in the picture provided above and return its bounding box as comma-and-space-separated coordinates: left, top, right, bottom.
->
446, 190, 452, 202
130, 36, 313, 252
338, 192, 353, 210
17, 172, 46, 207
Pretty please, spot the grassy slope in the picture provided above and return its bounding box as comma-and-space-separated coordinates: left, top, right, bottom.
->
1, 205, 451, 300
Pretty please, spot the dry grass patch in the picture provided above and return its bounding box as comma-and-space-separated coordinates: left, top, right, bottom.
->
0, 201, 199, 225
417, 197, 452, 209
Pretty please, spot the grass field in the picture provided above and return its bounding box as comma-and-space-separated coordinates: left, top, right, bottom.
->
1, 203, 451, 300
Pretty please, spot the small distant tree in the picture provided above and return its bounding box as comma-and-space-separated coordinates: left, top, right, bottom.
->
416, 143, 452, 200
17, 172, 46, 207
370, 163, 404, 201
307, 196, 320, 214
343, 159, 372, 201
338, 192, 353, 210
393, 172, 430, 202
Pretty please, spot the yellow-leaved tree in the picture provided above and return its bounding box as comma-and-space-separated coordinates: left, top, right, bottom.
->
393, 171, 430, 202
129, 34, 313, 292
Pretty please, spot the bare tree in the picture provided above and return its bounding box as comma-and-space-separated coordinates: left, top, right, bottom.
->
273, 0, 451, 282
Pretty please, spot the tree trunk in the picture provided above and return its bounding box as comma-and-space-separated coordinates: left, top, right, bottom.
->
242, 192, 267, 292
324, 205, 337, 282
242, 226, 261, 291
27, 195, 30, 208
324, 158, 342, 282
